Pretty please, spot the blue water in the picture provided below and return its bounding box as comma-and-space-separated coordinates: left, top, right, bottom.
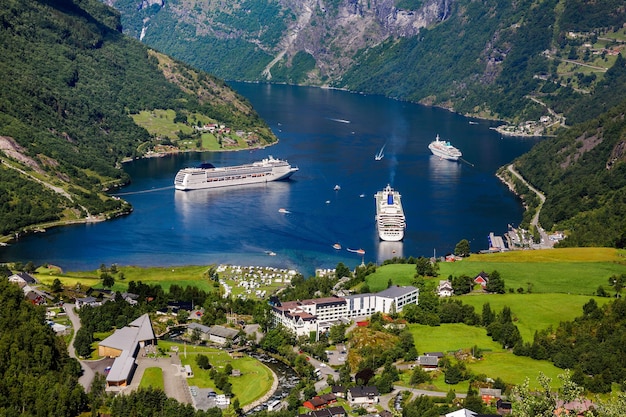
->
0, 83, 540, 276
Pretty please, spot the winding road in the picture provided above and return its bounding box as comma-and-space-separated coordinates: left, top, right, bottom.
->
507, 164, 550, 245
64, 303, 96, 391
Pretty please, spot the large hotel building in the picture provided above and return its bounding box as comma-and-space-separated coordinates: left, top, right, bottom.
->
271, 286, 419, 336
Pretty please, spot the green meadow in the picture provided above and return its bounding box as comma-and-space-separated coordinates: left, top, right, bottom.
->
407, 323, 566, 390
366, 248, 626, 295
157, 341, 273, 406
457, 293, 611, 342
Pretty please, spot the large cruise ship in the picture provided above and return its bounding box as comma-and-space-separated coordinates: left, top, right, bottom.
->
174, 156, 298, 190
375, 184, 406, 242
428, 134, 462, 161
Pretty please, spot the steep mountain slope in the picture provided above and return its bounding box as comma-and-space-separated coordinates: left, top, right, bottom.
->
0, 0, 275, 238
511, 96, 626, 248
108, 0, 626, 125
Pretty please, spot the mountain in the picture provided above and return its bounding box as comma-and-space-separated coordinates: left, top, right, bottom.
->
509, 96, 626, 248
0, 0, 275, 238
107, 0, 626, 125
105, 0, 626, 247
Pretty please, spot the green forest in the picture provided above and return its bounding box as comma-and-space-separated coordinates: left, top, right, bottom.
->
0, 0, 275, 238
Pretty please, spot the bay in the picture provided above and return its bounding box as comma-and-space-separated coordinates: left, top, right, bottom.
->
0, 83, 540, 276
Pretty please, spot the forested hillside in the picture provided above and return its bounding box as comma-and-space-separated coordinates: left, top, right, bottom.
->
511, 96, 626, 248
0, 277, 86, 416
0, 0, 275, 238
108, 0, 626, 126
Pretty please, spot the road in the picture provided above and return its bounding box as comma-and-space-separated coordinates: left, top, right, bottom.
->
507, 164, 551, 246
64, 303, 97, 392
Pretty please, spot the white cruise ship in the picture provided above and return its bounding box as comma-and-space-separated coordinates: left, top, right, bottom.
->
428, 134, 462, 161
375, 184, 406, 241
174, 156, 298, 190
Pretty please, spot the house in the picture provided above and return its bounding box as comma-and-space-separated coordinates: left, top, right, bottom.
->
437, 280, 454, 297
119, 292, 139, 306
474, 271, 490, 288
8, 272, 37, 287
25, 288, 46, 305
479, 388, 501, 404
331, 386, 346, 398
445, 409, 477, 417
423, 351, 445, 358
319, 393, 337, 404
496, 399, 512, 415
418, 355, 439, 369
207, 325, 239, 345
303, 396, 328, 411
347, 386, 379, 405
76, 296, 100, 309
187, 322, 212, 341
299, 406, 346, 417
555, 399, 595, 416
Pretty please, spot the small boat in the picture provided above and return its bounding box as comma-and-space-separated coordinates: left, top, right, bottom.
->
375, 143, 386, 161
265, 251, 277, 256
334, 184, 341, 191
359, 194, 365, 198
278, 208, 290, 214
325, 200, 331, 204
333, 243, 342, 250
347, 248, 365, 255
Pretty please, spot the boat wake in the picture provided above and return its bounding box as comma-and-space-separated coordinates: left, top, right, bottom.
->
114, 185, 175, 196
327, 117, 351, 124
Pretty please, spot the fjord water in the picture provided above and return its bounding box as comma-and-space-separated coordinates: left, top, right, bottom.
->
0, 83, 540, 275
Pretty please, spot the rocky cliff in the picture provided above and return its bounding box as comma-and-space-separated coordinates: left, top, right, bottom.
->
107, 0, 450, 85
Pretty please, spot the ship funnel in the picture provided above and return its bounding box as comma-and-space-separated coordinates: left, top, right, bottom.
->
387, 193, 394, 205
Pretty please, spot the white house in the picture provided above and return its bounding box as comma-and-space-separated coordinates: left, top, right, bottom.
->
347, 386, 379, 405
437, 280, 454, 297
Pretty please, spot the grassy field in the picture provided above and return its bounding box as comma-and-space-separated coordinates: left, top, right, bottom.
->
457, 293, 611, 341
157, 341, 273, 406
366, 248, 626, 295
140, 367, 165, 390
406, 323, 565, 390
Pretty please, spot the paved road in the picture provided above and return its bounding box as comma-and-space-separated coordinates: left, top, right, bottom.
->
507, 164, 552, 247
64, 303, 97, 392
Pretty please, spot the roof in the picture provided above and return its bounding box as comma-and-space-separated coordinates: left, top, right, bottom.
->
445, 409, 477, 417
99, 313, 155, 351
418, 355, 439, 366
209, 325, 239, 339
128, 314, 156, 341
106, 349, 135, 383
376, 285, 418, 299
479, 388, 502, 397
348, 386, 379, 398
188, 322, 211, 334
9, 272, 37, 284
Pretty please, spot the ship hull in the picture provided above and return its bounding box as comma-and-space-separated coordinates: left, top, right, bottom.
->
428, 144, 461, 161
174, 157, 298, 191
375, 185, 406, 242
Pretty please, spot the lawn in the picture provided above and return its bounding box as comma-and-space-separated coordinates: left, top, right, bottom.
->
365, 248, 626, 295
140, 367, 165, 390
457, 293, 611, 342
35, 265, 218, 293
157, 341, 273, 406
406, 323, 565, 390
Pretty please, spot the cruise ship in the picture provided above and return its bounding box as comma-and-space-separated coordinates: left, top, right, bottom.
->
375, 184, 406, 242
174, 156, 298, 190
428, 134, 462, 161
